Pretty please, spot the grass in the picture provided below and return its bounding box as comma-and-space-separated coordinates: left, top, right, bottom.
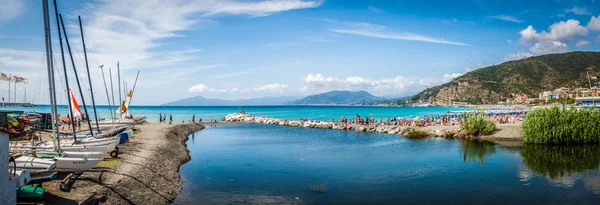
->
460, 110, 496, 136
97, 158, 120, 167
402, 127, 428, 138
523, 106, 600, 144
305, 184, 328, 193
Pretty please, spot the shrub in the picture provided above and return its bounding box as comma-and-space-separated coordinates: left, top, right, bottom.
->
523, 106, 600, 144
402, 127, 428, 138
460, 111, 496, 136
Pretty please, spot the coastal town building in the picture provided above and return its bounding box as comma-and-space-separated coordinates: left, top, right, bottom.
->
539, 91, 559, 101
575, 88, 599, 97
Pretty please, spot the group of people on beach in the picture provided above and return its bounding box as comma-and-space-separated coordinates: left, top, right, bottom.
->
159, 113, 220, 125
319, 112, 524, 127
159, 113, 173, 124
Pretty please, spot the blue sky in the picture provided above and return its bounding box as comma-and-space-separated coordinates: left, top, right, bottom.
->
1, 0, 600, 105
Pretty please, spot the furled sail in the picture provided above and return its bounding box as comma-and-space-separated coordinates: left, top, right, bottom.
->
118, 90, 133, 119
69, 89, 83, 118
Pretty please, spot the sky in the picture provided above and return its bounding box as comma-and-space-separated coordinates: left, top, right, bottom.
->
1, 0, 600, 105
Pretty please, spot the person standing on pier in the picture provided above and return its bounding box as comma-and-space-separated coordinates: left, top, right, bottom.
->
169, 114, 173, 125
159, 113, 162, 123
192, 115, 195, 123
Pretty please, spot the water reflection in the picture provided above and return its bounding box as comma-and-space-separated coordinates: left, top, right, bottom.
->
460, 140, 496, 166
520, 144, 600, 179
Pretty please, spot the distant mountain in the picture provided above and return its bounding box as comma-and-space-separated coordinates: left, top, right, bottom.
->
286, 90, 385, 105
162, 96, 301, 106
412, 51, 600, 104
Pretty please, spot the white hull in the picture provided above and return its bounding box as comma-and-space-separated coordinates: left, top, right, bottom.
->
14, 170, 31, 187
52, 157, 102, 172
34, 151, 106, 159
14, 156, 56, 174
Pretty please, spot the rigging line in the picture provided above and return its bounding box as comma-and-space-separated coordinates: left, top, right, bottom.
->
53, 58, 67, 105
36, 55, 46, 104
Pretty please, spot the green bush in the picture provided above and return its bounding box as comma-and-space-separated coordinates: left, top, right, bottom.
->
402, 127, 428, 138
523, 106, 600, 144
461, 111, 496, 136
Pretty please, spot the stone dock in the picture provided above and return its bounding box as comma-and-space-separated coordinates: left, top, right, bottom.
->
224, 113, 523, 141
40, 122, 204, 205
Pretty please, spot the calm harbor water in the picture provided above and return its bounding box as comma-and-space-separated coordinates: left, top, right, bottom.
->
175, 123, 600, 205
12, 105, 467, 123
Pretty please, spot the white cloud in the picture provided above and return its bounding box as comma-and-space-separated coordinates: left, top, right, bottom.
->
418, 73, 463, 86
0, 49, 44, 70
188, 84, 210, 92
595, 35, 600, 43
253, 82, 289, 93
188, 82, 290, 94
519, 20, 588, 43
367, 6, 385, 14
575, 40, 591, 47
0, 0, 24, 22
504, 40, 568, 61
504, 51, 533, 61
564, 6, 591, 15
302, 73, 461, 95
486, 15, 522, 23
588, 15, 600, 31
328, 20, 469, 46
202, 0, 322, 17
74, 0, 321, 72
331, 29, 469, 46
442, 73, 463, 82
528, 40, 568, 54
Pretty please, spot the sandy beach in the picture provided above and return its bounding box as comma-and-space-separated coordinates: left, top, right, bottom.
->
37, 122, 204, 205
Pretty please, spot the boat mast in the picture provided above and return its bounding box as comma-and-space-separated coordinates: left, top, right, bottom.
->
53, 0, 77, 141
59, 14, 94, 137
99, 65, 115, 124
109, 68, 116, 119
78, 16, 100, 133
118, 62, 121, 111
43, 0, 60, 151
7, 79, 9, 109
131, 71, 140, 96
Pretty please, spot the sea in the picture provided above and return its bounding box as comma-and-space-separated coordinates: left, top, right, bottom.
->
10, 105, 468, 123
10, 105, 600, 204
173, 124, 600, 205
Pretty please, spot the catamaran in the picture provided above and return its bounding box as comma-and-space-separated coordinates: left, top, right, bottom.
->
10, 0, 125, 175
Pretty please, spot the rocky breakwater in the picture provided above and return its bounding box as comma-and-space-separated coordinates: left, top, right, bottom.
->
224, 113, 458, 138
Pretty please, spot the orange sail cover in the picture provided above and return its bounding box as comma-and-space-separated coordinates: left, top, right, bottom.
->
69, 89, 83, 118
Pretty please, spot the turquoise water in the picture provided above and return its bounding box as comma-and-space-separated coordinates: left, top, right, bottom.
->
11, 105, 467, 123
175, 123, 600, 205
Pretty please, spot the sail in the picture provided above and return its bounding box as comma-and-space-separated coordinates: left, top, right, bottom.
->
121, 90, 133, 118
69, 89, 83, 118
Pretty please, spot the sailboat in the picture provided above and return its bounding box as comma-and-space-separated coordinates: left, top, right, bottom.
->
10, 0, 114, 174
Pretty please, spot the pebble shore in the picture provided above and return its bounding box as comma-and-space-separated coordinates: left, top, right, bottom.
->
41, 122, 204, 205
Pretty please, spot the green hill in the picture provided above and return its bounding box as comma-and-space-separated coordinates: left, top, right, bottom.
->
286, 90, 385, 105
412, 52, 600, 104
